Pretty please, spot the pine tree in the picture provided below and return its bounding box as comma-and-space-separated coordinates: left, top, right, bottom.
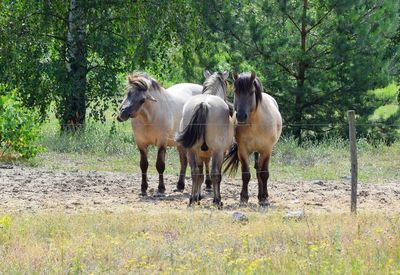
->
196, 0, 400, 142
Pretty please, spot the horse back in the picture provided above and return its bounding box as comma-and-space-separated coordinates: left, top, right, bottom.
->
166, 83, 203, 100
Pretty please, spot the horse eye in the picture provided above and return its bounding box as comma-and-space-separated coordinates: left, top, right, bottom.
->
139, 98, 145, 104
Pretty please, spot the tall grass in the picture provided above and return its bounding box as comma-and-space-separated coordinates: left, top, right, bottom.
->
0, 210, 399, 273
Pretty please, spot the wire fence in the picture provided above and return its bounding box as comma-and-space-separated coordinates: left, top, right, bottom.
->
39, 118, 399, 161
47, 122, 400, 128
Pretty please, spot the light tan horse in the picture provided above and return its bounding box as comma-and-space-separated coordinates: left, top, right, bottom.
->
117, 72, 204, 196
176, 71, 234, 206
224, 72, 282, 206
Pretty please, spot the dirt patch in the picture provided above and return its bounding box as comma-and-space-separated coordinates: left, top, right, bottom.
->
0, 165, 399, 213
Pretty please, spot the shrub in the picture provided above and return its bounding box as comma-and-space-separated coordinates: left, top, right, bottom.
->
0, 85, 43, 158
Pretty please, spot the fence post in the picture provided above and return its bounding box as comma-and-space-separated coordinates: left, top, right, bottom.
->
348, 110, 358, 214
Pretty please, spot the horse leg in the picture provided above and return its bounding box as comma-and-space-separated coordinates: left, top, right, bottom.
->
139, 146, 149, 196
175, 146, 187, 192
155, 146, 166, 196
239, 153, 250, 206
204, 159, 212, 192
211, 152, 223, 208
196, 161, 205, 202
188, 151, 199, 206
257, 151, 271, 207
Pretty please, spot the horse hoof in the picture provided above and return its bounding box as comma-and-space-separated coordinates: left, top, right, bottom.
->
213, 202, 223, 209
176, 182, 185, 191
154, 191, 165, 197
173, 188, 184, 193
139, 192, 147, 197
239, 201, 248, 207
259, 201, 270, 208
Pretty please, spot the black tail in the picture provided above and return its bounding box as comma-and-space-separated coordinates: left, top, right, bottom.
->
176, 103, 209, 151
223, 142, 240, 175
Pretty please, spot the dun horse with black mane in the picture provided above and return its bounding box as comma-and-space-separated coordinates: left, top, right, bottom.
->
176, 70, 234, 206
117, 72, 205, 196
224, 72, 282, 206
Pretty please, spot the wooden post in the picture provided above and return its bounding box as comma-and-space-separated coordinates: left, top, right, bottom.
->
348, 110, 358, 214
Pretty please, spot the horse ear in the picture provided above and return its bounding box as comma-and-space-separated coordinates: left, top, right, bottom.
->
250, 71, 256, 81
232, 72, 238, 81
127, 75, 134, 84
222, 71, 229, 80
203, 69, 212, 79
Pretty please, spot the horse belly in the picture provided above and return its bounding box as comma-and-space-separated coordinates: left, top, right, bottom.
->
132, 124, 173, 148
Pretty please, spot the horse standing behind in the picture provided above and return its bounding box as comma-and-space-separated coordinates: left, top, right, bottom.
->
224, 72, 282, 206
176, 71, 234, 206
117, 72, 204, 196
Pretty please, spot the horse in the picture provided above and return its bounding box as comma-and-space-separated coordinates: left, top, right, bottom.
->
224, 72, 282, 206
117, 72, 207, 196
176, 70, 234, 206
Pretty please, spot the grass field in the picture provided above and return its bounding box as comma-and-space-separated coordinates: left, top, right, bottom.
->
1, 209, 399, 273
1, 119, 399, 274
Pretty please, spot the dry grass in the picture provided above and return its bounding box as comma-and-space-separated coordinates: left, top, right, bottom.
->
1, 208, 399, 274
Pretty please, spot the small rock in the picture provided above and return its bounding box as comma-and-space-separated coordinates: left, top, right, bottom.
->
312, 180, 324, 186
0, 164, 13, 169
232, 211, 248, 222
284, 209, 305, 220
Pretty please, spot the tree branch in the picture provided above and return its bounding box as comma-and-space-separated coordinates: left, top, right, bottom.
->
276, 61, 299, 80
306, 8, 333, 34
43, 33, 66, 42
284, 12, 301, 33
308, 61, 344, 71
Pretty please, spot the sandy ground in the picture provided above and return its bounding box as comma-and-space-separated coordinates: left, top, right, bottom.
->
0, 165, 399, 214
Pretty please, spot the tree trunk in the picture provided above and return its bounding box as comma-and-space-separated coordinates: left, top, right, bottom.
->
294, 0, 308, 144
62, 0, 87, 131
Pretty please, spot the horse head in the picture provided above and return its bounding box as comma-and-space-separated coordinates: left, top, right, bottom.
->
232, 71, 263, 124
202, 69, 229, 100
117, 73, 158, 122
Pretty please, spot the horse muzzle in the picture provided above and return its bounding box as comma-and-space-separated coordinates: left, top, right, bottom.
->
117, 108, 131, 122
236, 110, 248, 124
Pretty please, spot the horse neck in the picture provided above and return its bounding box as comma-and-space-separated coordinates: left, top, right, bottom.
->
204, 84, 226, 101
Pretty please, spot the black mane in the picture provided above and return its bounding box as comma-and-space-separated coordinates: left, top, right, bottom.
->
234, 73, 263, 107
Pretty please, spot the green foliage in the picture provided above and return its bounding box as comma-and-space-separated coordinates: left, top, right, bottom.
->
39, 119, 135, 155
0, 215, 12, 245
361, 83, 400, 143
0, 0, 399, 141
0, 85, 43, 158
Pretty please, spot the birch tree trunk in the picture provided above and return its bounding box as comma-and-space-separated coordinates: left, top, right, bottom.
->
62, 0, 87, 131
